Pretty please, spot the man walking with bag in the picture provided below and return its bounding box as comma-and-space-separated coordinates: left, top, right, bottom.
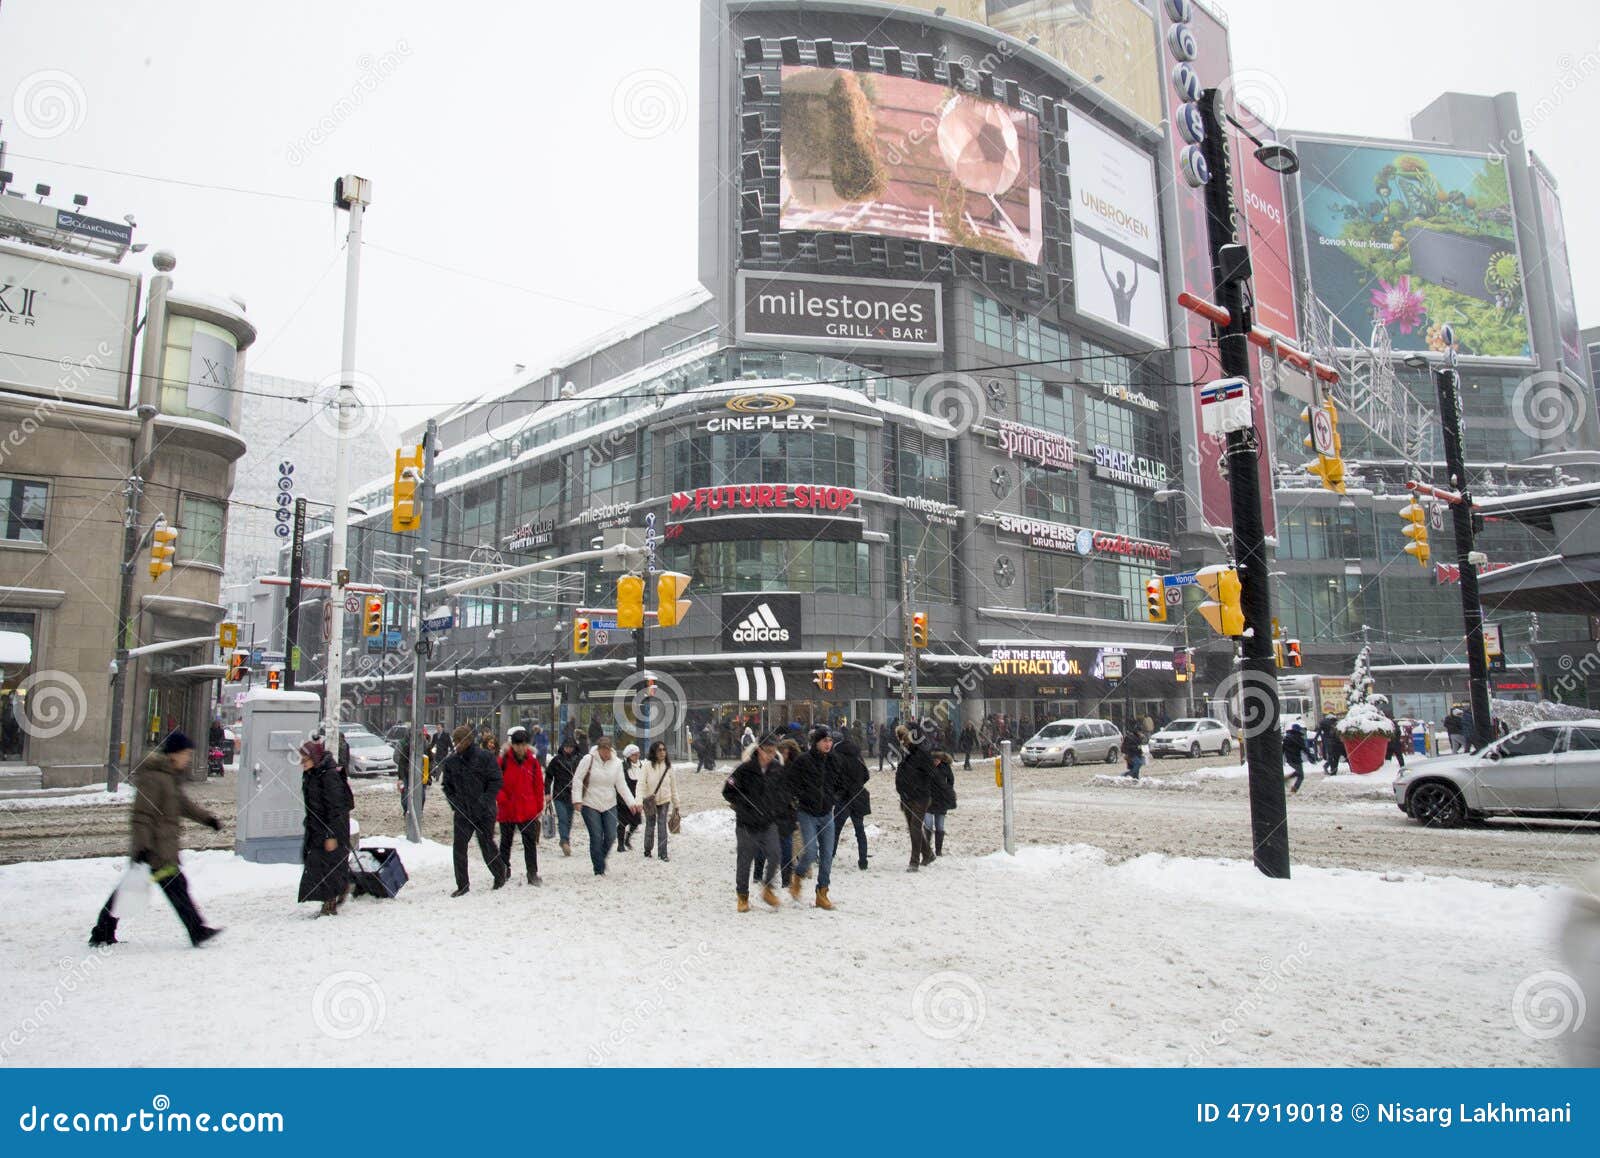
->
443, 725, 506, 896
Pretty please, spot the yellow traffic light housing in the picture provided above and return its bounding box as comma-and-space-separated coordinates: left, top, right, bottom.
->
616, 574, 645, 630
362, 596, 384, 638
1399, 499, 1431, 568
910, 612, 929, 649
1301, 402, 1346, 494
656, 571, 692, 627
148, 519, 178, 579
226, 653, 245, 683
572, 617, 591, 655
391, 445, 424, 533
1145, 576, 1167, 623
1195, 565, 1245, 637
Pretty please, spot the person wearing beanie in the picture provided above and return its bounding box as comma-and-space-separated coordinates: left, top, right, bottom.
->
615, 742, 642, 852
785, 725, 840, 909
88, 731, 223, 947
925, 749, 958, 859
831, 731, 872, 870
894, 722, 937, 872
723, 734, 784, 911
441, 724, 506, 896
545, 735, 582, 855
297, 738, 352, 916
496, 728, 545, 885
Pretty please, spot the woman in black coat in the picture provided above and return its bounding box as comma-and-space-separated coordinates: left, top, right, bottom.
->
894, 724, 937, 872
298, 739, 352, 916
831, 735, 872, 871
926, 750, 957, 858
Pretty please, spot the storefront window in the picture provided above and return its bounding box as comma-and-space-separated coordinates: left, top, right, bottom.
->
1016, 372, 1071, 432
159, 315, 238, 427
1022, 464, 1078, 523
895, 521, 955, 603
0, 478, 47, 544
177, 495, 225, 566
671, 431, 865, 492
0, 610, 36, 761
1023, 551, 1087, 616
1089, 487, 1169, 542
457, 482, 500, 550
659, 539, 871, 596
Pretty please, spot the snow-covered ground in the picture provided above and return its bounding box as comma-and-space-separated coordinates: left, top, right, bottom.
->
0, 809, 1571, 1067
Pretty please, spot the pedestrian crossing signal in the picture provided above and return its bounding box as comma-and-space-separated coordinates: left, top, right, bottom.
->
813, 669, 834, 692
391, 445, 424, 533
1286, 639, 1303, 668
266, 669, 281, 690
572, 618, 591, 655
1195, 565, 1244, 637
910, 612, 929, 649
226, 653, 245, 683
1145, 577, 1167, 623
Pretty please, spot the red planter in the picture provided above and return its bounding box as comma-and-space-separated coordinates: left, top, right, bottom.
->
1343, 734, 1389, 775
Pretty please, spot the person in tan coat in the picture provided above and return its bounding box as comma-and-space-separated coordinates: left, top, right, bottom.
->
88, 732, 223, 947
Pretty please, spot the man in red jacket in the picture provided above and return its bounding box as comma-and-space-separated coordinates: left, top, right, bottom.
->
497, 728, 545, 886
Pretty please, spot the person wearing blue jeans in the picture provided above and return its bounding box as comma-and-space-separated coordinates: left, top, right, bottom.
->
787, 726, 840, 910
580, 804, 618, 875
569, 735, 638, 876
554, 798, 574, 847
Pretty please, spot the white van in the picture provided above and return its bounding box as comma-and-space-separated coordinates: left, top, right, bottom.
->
1020, 719, 1122, 767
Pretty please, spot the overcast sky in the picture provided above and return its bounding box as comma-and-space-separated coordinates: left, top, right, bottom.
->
2, 0, 1596, 419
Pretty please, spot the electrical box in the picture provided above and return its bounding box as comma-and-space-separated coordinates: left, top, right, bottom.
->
236, 689, 321, 864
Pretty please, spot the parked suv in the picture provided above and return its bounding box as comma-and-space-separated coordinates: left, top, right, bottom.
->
1394, 721, 1600, 827
1020, 719, 1122, 767
1148, 718, 1233, 759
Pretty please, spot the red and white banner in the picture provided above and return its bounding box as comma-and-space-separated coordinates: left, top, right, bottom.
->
668, 484, 857, 516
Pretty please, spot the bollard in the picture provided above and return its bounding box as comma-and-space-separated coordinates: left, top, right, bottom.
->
1000, 739, 1015, 856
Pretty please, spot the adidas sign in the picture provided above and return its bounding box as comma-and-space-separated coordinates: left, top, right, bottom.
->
732, 602, 791, 644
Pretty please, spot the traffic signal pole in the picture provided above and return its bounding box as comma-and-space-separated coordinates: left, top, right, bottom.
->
283, 497, 307, 691
404, 419, 436, 844
1197, 88, 1291, 879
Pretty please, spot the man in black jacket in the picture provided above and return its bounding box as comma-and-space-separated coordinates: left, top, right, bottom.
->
723, 735, 783, 911
831, 733, 871, 871
895, 722, 937, 872
442, 725, 506, 896
545, 736, 582, 856
787, 727, 839, 909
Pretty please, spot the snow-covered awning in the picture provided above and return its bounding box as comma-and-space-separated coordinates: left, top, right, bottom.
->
0, 630, 32, 666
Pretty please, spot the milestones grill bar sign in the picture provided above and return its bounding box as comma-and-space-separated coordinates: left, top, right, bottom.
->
736, 271, 943, 353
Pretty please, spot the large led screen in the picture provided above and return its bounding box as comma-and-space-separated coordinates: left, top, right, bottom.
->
1065, 115, 1166, 345
1295, 139, 1532, 359
779, 66, 1044, 264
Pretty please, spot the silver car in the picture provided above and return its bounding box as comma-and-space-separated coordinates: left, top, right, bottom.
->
1020, 719, 1122, 767
344, 729, 399, 778
1394, 721, 1600, 827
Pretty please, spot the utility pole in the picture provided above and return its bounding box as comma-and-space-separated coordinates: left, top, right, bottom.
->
283, 497, 307, 690
404, 419, 437, 844
323, 175, 371, 759
636, 513, 659, 739
1197, 88, 1290, 879
1431, 336, 1494, 751
900, 554, 917, 722
105, 251, 173, 790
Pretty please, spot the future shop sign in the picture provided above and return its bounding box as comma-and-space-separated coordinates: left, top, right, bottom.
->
736, 270, 942, 354
669, 484, 857, 516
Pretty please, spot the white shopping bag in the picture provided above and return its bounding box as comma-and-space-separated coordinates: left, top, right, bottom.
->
109, 860, 153, 919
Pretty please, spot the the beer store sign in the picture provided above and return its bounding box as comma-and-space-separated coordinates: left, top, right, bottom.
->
1092, 444, 1168, 490
1101, 382, 1161, 413
736, 270, 943, 354
504, 518, 555, 551
997, 420, 1077, 471
996, 513, 1174, 564
669, 484, 857, 516
701, 392, 829, 434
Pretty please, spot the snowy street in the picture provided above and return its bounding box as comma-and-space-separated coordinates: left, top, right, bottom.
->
0, 758, 1581, 1067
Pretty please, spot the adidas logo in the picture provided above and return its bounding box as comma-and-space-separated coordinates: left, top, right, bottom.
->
732, 602, 791, 644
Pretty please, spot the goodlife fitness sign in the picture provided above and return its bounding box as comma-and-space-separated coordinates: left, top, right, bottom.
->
996, 513, 1174, 564
669, 484, 857, 516
736, 270, 943, 354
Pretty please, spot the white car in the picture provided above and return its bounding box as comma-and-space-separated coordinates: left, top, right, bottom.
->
1393, 721, 1600, 827
1148, 718, 1232, 759
343, 730, 398, 778
1020, 719, 1122, 767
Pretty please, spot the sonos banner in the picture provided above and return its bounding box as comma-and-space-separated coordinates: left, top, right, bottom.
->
737, 271, 942, 354
721, 592, 804, 652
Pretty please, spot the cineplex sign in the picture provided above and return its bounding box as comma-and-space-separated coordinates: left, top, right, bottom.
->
996, 513, 1174, 563
668, 484, 858, 515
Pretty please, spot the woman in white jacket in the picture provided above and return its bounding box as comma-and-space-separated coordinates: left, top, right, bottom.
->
639, 740, 678, 862
570, 735, 639, 876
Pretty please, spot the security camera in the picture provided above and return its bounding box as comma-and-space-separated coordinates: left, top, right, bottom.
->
560, 382, 578, 399
1467, 551, 1489, 567
124, 214, 137, 226
399, 465, 423, 483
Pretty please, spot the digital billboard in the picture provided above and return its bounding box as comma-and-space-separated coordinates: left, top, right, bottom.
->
779, 66, 1043, 264
1066, 114, 1167, 345
986, 0, 1162, 127
1532, 163, 1584, 374
1232, 104, 1297, 341
1295, 138, 1532, 359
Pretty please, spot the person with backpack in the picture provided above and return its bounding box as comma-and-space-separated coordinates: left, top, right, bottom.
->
570, 735, 640, 877
497, 728, 545, 886
639, 740, 677, 861
1282, 722, 1309, 794
925, 749, 957, 858
724, 734, 784, 911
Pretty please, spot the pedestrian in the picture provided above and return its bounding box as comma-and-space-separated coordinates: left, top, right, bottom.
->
739, 722, 756, 753
571, 735, 640, 876
640, 740, 677, 861
758, 739, 801, 890
616, 743, 642, 851
1443, 709, 1463, 753
724, 734, 784, 911
1386, 715, 1409, 770
1120, 725, 1145, 780
497, 727, 545, 886
393, 726, 421, 819
545, 736, 581, 856
442, 725, 506, 897
88, 732, 223, 947
787, 726, 839, 909
1283, 722, 1309, 794
958, 721, 977, 770
926, 749, 957, 858
430, 726, 453, 786
895, 722, 937, 872
1317, 714, 1344, 776
297, 738, 353, 916
831, 731, 871, 871
208, 717, 225, 750
877, 721, 893, 772
531, 723, 550, 765
698, 721, 717, 772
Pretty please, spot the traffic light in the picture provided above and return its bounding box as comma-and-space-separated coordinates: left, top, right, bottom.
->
616, 574, 645, 630
266, 669, 281, 691
812, 669, 834, 692
1173, 648, 1190, 682
1274, 639, 1286, 668
1301, 401, 1346, 494
656, 571, 692, 627
362, 596, 384, 638
1286, 639, 1303, 668
1399, 499, 1431, 568
572, 617, 591, 655
910, 612, 929, 649
1195, 565, 1245, 637
148, 518, 178, 579
391, 445, 424, 533
1145, 576, 1167, 623
226, 653, 245, 683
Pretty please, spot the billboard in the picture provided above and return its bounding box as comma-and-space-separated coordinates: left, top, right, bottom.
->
986, 0, 1162, 127
721, 593, 804, 652
1294, 138, 1532, 359
779, 66, 1043, 264
1066, 115, 1167, 345
1232, 104, 1297, 340
1532, 163, 1585, 374
737, 270, 942, 353
0, 243, 138, 405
